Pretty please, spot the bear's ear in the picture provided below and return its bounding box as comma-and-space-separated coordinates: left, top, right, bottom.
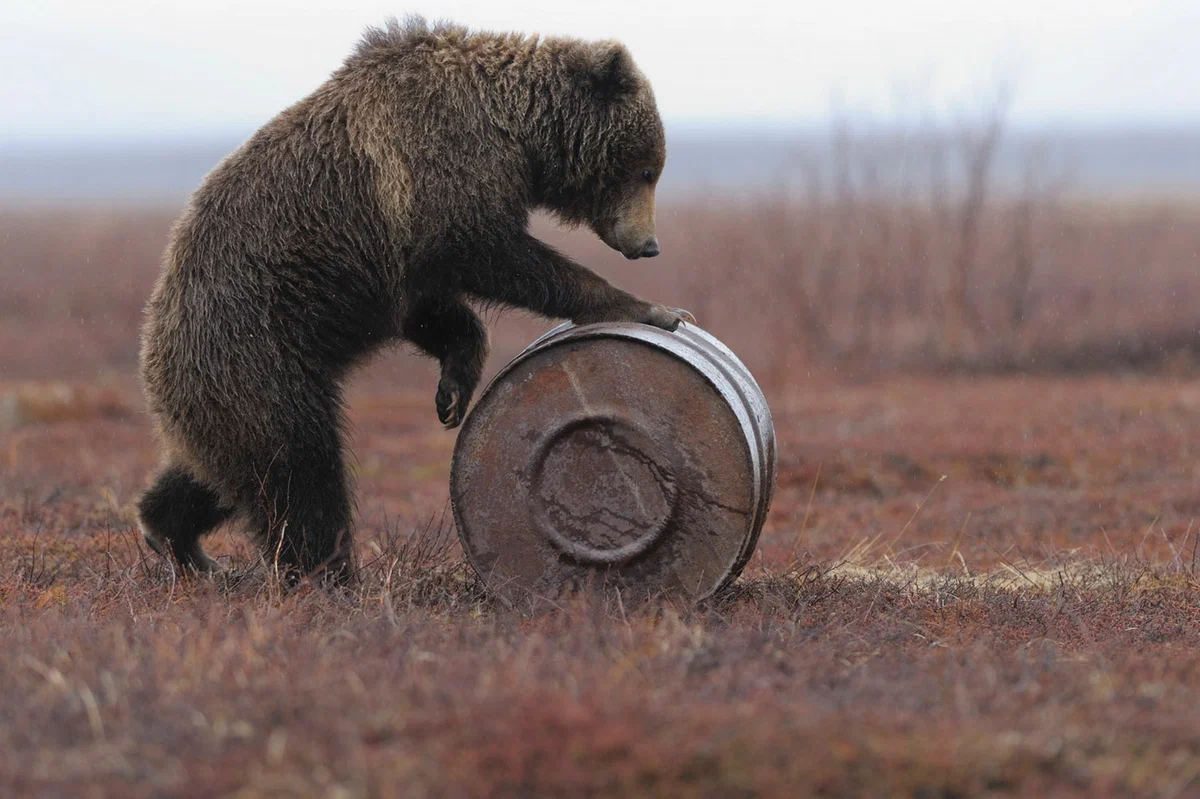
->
566, 41, 638, 101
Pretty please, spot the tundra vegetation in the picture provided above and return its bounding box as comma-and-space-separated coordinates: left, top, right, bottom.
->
3, 97, 1200, 796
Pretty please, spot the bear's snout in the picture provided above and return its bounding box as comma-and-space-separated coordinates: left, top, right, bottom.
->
621, 236, 659, 260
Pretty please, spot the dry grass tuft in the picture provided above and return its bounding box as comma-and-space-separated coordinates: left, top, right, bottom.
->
0, 381, 132, 430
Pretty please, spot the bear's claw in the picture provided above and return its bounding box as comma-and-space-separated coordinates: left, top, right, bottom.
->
644, 305, 696, 332
437, 380, 463, 429
671, 307, 697, 325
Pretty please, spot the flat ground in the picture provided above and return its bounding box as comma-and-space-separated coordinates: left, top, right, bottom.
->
5, 368, 1200, 797
3, 210, 1200, 797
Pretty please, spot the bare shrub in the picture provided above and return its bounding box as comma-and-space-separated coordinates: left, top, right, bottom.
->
630, 84, 1199, 383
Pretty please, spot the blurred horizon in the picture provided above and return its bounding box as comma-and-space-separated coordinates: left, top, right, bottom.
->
3, 122, 1199, 206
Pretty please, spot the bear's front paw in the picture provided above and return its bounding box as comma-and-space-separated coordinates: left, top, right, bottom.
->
643, 305, 696, 332
436, 376, 465, 429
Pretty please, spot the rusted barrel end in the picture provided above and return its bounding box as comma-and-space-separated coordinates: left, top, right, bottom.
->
450, 321, 776, 608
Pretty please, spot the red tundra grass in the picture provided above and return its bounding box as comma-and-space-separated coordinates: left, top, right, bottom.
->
3, 205, 1200, 796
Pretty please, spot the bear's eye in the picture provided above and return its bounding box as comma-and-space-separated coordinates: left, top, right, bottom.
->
641, 169, 655, 184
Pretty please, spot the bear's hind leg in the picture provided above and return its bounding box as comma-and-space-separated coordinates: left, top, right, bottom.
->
250, 426, 356, 587
138, 465, 233, 574
402, 296, 489, 428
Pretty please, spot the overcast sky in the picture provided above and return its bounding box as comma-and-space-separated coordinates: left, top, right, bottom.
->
2, 0, 1197, 143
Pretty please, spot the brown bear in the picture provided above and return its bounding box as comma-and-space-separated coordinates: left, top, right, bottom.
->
136, 16, 691, 584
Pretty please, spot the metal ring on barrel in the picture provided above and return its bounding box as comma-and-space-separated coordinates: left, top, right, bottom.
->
529, 411, 680, 566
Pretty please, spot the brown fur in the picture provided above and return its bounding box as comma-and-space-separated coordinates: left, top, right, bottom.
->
136, 16, 689, 584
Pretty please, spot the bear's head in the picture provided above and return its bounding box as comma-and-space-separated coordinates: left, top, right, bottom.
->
543, 40, 666, 261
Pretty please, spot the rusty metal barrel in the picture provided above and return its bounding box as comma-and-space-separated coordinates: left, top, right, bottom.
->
450, 320, 776, 607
